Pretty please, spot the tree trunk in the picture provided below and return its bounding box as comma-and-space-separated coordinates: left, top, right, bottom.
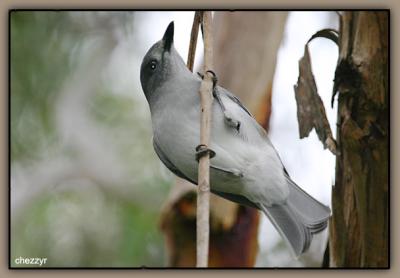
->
160, 11, 287, 267
330, 11, 388, 267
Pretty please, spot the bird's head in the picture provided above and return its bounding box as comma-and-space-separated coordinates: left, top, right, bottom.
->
140, 21, 179, 102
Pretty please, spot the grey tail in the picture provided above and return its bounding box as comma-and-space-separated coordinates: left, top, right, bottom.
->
260, 178, 331, 257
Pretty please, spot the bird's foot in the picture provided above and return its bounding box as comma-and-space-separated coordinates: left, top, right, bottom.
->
198, 70, 241, 132
206, 70, 218, 89
195, 144, 216, 162
197, 70, 218, 89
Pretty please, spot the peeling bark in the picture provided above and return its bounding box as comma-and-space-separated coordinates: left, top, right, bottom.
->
330, 11, 388, 268
294, 11, 388, 268
294, 42, 338, 155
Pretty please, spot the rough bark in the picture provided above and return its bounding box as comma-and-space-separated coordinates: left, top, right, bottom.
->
160, 11, 287, 267
330, 11, 388, 268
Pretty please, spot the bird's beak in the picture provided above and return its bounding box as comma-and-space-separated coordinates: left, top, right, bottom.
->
162, 21, 174, 52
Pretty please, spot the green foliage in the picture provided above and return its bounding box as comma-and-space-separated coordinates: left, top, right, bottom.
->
11, 11, 170, 267
11, 12, 72, 162
11, 188, 165, 267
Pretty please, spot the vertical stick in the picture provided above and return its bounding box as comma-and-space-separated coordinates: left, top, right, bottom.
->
196, 11, 214, 268
187, 11, 201, 72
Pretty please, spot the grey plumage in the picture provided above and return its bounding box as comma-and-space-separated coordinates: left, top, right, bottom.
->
140, 21, 330, 257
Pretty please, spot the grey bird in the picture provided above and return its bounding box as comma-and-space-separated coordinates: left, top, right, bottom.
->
140, 21, 330, 257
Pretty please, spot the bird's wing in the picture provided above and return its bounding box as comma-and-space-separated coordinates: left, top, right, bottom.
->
153, 137, 260, 209
218, 86, 292, 174
154, 135, 241, 183
153, 137, 197, 184
220, 87, 253, 117
210, 190, 260, 209
217, 86, 268, 140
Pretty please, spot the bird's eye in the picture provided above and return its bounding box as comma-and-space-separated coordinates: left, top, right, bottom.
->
150, 60, 157, 70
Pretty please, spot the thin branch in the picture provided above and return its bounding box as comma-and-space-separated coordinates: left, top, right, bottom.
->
196, 11, 214, 268
187, 11, 202, 72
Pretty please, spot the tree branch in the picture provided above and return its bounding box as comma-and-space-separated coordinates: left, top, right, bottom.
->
196, 11, 214, 268
187, 11, 202, 72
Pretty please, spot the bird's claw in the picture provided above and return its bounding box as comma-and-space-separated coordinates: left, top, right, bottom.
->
195, 144, 216, 162
198, 71, 240, 131
198, 70, 218, 89
206, 70, 218, 88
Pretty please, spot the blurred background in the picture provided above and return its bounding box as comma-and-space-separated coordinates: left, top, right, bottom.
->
10, 11, 338, 267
